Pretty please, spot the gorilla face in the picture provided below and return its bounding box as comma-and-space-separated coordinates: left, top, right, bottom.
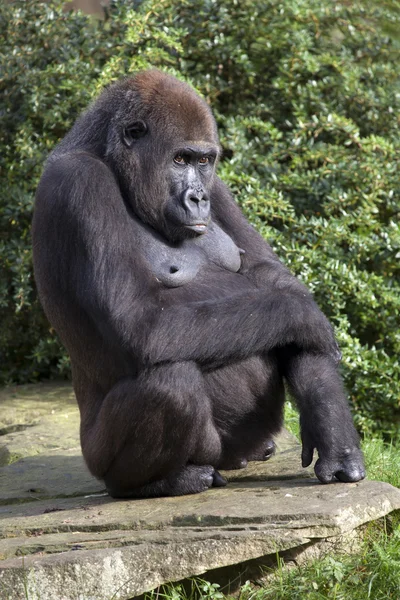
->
119, 122, 220, 242
162, 142, 219, 240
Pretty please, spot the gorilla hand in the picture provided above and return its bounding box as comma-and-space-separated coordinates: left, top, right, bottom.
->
302, 440, 365, 483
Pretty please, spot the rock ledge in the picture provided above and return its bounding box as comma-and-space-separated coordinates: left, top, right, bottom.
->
1, 383, 399, 600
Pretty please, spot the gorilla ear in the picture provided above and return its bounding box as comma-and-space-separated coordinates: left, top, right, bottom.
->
122, 121, 148, 148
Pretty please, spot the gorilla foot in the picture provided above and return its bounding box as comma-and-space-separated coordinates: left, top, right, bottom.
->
105, 465, 227, 499
166, 464, 227, 495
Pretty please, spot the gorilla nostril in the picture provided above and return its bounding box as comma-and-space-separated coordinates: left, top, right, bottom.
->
182, 189, 208, 213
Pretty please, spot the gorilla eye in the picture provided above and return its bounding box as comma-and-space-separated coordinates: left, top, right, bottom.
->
199, 156, 209, 165
174, 155, 186, 165
122, 121, 147, 148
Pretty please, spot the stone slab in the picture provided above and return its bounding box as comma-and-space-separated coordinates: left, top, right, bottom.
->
0, 382, 77, 431
0, 382, 79, 467
1, 383, 400, 600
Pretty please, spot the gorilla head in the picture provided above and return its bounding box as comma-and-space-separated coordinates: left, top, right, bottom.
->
99, 71, 221, 241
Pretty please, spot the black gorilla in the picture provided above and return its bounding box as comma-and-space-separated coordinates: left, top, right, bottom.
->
32, 70, 365, 498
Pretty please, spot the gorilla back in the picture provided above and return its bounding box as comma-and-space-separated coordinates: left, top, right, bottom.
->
33, 70, 365, 498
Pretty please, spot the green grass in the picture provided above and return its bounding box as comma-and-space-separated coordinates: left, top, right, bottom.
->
240, 518, 400, 600
145, 404, 400, 600
363, 437, 400, 490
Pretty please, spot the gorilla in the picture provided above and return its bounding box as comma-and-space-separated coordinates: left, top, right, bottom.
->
32, 70, 365, 498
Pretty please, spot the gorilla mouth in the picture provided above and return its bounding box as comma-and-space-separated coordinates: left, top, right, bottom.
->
185, 223, 208, 234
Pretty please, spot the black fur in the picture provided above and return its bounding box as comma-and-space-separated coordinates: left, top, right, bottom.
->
32, 70, 365, 498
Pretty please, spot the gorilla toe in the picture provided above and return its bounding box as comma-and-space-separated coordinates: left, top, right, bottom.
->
212, 470, 228, 487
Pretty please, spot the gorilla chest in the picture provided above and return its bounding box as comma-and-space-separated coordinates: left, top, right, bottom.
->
136, 220, 243, 287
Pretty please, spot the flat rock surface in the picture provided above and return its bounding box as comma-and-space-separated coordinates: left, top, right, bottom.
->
1, 383, 400, 600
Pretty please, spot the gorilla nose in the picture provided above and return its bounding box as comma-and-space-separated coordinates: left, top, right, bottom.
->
182, 189, 210, 220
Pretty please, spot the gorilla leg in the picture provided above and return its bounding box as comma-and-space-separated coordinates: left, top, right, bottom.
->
81, 362, 223, 498
204, 354, 285, 470
283, 351, 365, 483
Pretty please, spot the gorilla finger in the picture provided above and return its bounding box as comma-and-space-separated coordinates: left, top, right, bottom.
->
335, 465, 366, 483
212, 470, 228, 487
314, 459, 335, 484
336, 342, 342, 363
332, 343, 342, 364
301, 444, 314, 467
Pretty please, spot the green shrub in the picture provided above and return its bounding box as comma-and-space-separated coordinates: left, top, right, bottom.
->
0, 0, 183, 381
1, 0, 399, 435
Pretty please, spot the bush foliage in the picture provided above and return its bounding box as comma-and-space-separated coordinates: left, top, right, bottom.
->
1, 0, 399, 435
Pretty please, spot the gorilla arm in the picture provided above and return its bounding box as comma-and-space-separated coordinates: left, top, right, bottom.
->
208, 177, 365, 484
